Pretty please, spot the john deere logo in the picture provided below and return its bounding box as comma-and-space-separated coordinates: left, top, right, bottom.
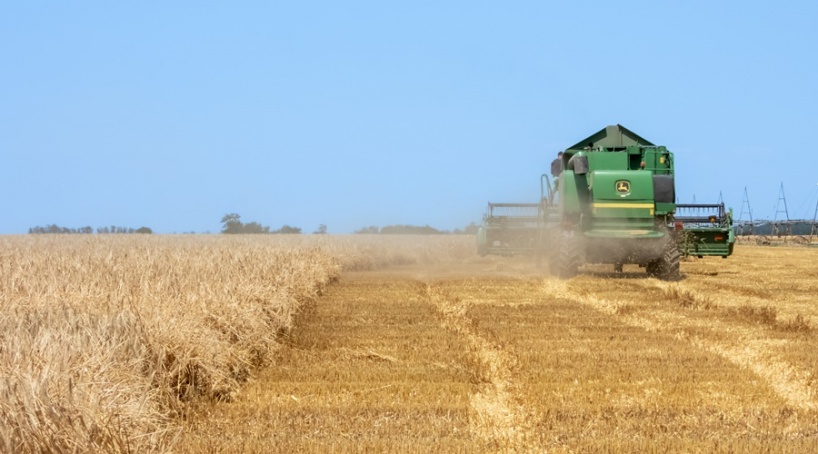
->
616, 180, 630, 194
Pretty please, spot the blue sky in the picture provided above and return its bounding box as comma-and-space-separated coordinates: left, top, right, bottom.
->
2, 2, 817, 233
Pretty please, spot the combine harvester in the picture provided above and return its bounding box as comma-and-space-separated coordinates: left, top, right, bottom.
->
477, 125, 735, 280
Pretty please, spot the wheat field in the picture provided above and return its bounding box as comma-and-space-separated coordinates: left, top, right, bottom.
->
1, 235, 816, 452
178, 240, 817, 452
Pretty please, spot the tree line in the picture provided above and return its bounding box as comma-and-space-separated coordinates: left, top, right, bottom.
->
28, 225, 153, 234
220, 213, 310, 234
28, 215, 481, 236
220, 214, 480, 235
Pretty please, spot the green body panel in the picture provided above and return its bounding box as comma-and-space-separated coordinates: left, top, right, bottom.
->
557, 170, 586, 220
590, 170, 654, 202
655, 202, 675, 216
641, 148, 673, 174
586, 152, 628, 172
586, 170, 661, 238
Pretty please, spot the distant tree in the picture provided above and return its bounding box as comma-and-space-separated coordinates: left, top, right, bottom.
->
243, 222, 271, 234
313, 224, 328, 234
273, 225, 301, 234
49, 224, 69, 234
221, 213, 244, 234
136, 227, 153, 234
221, 213, 273, 234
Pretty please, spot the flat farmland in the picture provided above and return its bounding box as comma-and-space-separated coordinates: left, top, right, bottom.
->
2, 236, 816, 452
178, 244, 818, 453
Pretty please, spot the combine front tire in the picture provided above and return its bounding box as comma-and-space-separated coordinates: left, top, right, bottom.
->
651, 241, 681, 281
550, 233, 582, 279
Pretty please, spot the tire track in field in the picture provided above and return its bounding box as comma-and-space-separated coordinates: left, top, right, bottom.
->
422, 283, 536, 452
540, 279, 817, 413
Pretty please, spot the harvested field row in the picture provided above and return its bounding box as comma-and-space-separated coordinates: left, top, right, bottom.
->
177, 273, 477, 452
425, 283, 535, 451
178, 244, 818, 452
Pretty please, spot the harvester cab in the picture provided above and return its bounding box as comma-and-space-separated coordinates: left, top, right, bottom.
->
477, 125, 735, 280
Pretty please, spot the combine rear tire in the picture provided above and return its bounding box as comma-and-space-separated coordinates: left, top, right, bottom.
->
550, 233, 582, 279
650, 241, 681, 281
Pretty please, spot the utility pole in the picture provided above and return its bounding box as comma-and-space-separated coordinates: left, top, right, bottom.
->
774, 182, 790, 222
738, 187, 753, 236
773, 182, 790, 237
738, 187, 753, 223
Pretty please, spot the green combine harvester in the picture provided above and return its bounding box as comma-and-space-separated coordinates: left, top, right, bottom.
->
476, 125, 735, 280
